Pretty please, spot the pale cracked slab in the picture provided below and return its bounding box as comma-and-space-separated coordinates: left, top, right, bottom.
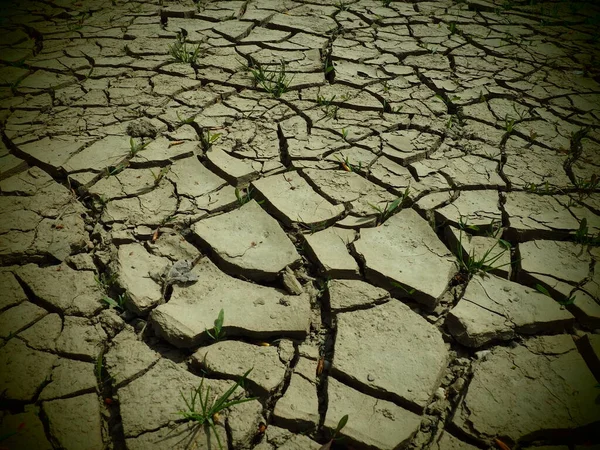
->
16, 263, 104, 317
352, 209, 457, 308
191, 340, 287, 398
447, 274, 575, 348
453, 335, 600, 442
505, 192, 580, 240
151, 258, 310, 348
43, 394, 104, 450
116, 243, 170, 315
273, 357, 319, 431
518, 240, 591, 291
62, 135, 130, 173
192, 200, 300, 281
304, 227, 360, 278
435, 190, 501, 228
325, 377, 421, 450
333, 300, 448, 411
251, 171, 345, 227
328, 279, 391, 312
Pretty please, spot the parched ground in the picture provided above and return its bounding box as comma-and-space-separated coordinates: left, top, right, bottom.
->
1, 0, 600, 449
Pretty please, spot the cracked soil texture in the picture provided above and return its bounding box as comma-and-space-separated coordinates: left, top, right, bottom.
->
1, 0, 600, 449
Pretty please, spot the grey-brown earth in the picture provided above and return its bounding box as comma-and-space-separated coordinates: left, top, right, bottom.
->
0, 0, 599, 449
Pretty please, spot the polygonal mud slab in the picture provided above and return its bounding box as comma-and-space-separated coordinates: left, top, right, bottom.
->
352, 209, 457, 309
192, 200, 300, 281
39, 358, 97, 400
0, 271, 27, 311
576, 333, 600, 381
0, 339, 57, 401
304, 227, 360, 278
0, 301, 46, 339
430, 431, 480, 450
43, 393, 104, 450
62, 135, 130, 173
273, 357, 319, 432
453, 335, 600, 443
0, 405, 53, 449
251, 171, 345, 227
167, 156, 228, 198
115, 243, 170, 315
328, 279, 390, 312
447, 274, 575, 348
518, 240, 590, 294
255, 425, 321, 450
434, 190, 501, 228
205, 147, 259, 186
302, 168, 396, 217
570, 290, 600, 330
325, 377, 422, 450
444, 226, 511, 278
15, 263, 104, 316
191, 340, 288, 398
16, 136, 92, 169
55, 316, 107, 361
505, 193, 580, 240
333, 300, 448, 411
104, 326, 161, 387
17, 313, 62, 352
151, 258, 310, 348
125, 422, 228, 450
102, 181, 178, 226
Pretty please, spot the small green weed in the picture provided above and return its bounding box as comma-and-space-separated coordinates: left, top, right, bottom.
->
247, 60, 294, 98
382, 0, 392, 6
573, 174, 599, 195
179, 369, 255, 450
574, 218, 600, 246
129, 137, 150, 157
390, 281, 416, 296
334, 154, 361, 172
334, 1, 350, 12
341, 128, 349, 140
95, 272, 118, 293
200, 129, 221, 150
369, 187, 410, 225
320, 414, 349, 450
206, 309, 225, 341
234, 187, 262, 206
169, 35, 202, 65
101, 293, 127, 311
316, 93, 339, 118
150, 167, 170, 186
535, 284, 576, 306
504, 114, 516, 133
176, 111, 195, 125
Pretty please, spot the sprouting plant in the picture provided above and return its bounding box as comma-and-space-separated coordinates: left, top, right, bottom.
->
454, 220, 512, 276
317, 277, 331, 296
206, 309, 226, 341
504, 114, 516, 133
334, 1, 350, 12
320, 415, 349, 450
179, 369, 256, 450
247, 59, 294, 98
390, 281, 416, 296
574, 218, 600, 246
176, 111, 195, 125
200, 129, 221, 150
150, 167, 170, 186
104, 163, 127, 178
535, 284, 576, 306
129, 137, 149, 157
334, 154, 361, 172
323, 56, 335, 77
382, 0, 392, 6
235, 187, 261, 206
447, 22, 458, 34
369, 186, 410, 225
573, 174, 599, 195
101, 293, 127, 311
169, 35, 202, 65
95, 272, 118, 293
341, 128, 348, 140
317, 94, 339, 118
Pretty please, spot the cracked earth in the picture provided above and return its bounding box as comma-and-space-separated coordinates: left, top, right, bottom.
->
1, 0, 600, 449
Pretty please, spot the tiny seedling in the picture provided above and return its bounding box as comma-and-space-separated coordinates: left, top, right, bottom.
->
176, 111, 195, 125
105, 163, 127, 178
341, 128, 349, 140
101, 293, 127, 311
323, 56, 335, 76
169, 36, 202, 65
246, 59, 294, 98
95, 272, 118, 293
574, 218, 600, 246
179, 369, 256, 450
391, 281, 416, 296
206, 309, 225, 341
320, 414, 349, 450
234, 187, 262, 206
504, 114, 516, 133
368, 187, 410, 225
335, 1, 350, 12
535, 284, 576, 306
129, 137, 149, 157
200, 129, 221, 150
382, 0, 392, 6
334, 154, 361, 172
150, 167, 170, 186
